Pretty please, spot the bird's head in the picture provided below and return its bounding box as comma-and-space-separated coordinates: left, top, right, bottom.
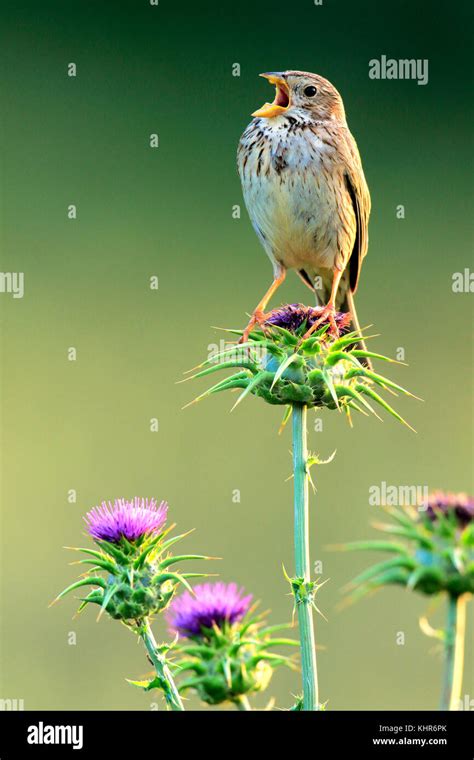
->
251, 71, 346, 122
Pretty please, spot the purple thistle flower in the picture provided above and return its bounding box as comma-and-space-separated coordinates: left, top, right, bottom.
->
265, 303, 352, 334
167, 582, 253, 637
84, 498, 168, 544
423, 490, 474, 529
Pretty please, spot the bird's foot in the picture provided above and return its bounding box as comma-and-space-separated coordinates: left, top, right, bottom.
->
300, 303, 339, 342
239, 309, 268, 344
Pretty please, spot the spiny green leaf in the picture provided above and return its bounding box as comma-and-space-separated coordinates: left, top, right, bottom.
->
407, 566, 443, 591
184, 374, 250, 408
97, 583, 120, 620
372, 522, 434, 549
326, 351, 362, 368
330, 331, 377, 351
176, 645, 215, 659
335, 385, 382, 419
231, 371, 268, 410
356, 385, 416, 432
153, 571, 194, 593
127, 676, 165, 692
347, 400, 370, 416
94, 540, 129, 565
73, 558, 117, 574
322, 369, 339, 409
176, 676, 207, 692
348, 369, 421, 400
270, 354, 299, 389
50, 576, 107, 605
159, 530, 194, 555
172, 659, 207, 675
330, 540, 409, 554
257, 638, 299, 648
346, 556, 416, 589
345, 569, 410, 604
159, 554, 214, 570
180, 359, 259, 383
266, 323, 299, 345
350, 350, 404, 364
76, 591, 104, 612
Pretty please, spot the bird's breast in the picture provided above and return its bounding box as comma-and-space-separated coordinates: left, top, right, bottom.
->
238, 119, 355, 272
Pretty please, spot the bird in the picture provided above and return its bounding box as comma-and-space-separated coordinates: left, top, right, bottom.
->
237, 71, 371, 347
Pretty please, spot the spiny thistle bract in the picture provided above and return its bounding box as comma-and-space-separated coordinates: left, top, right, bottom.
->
167, 582, 297, 707
51, 498, 211, 624
183, 304, 418, 429
339, 491, 474, 602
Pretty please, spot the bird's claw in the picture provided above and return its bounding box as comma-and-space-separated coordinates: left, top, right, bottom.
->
239, 309, 268, 344
300, 304, 339, 343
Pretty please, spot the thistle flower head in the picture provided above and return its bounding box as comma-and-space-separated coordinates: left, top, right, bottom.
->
52, 498, 210, 624
167, 582, 252, 636
170, 582, 297, 707
423, 491, 474, 529
266, 304, 351, 334
184, 303, 418, 429
340, 490, 474, 602
85, 498, 168, 544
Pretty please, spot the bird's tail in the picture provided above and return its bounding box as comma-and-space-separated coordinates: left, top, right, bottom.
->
341, 289, 372, 371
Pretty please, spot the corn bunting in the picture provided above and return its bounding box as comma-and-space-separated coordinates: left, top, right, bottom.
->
237, 71, 371, 345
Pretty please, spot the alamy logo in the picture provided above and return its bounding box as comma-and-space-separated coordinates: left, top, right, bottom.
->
369, 482, 428, 507
369, 56, 429, 85
0, 272, 24, 299
0, 697, 24, 710
27, 722, 83, 750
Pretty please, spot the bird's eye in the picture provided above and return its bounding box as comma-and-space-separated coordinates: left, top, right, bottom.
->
304, 85, 317, 97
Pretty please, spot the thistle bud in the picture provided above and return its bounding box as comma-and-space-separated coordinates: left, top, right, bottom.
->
185, 304, 418, 429
167, 582, 297, 708
340, 491, 474, 601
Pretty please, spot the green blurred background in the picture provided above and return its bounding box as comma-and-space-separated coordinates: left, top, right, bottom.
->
1, 0, 472, 710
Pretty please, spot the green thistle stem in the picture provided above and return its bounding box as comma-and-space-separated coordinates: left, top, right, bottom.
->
234, 695, 252, 711
440, 594, 467, 711
292, 403, 319, 711
139, 619, 184, 711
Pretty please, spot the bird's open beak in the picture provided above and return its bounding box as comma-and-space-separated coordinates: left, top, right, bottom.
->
252, 73, 290, 118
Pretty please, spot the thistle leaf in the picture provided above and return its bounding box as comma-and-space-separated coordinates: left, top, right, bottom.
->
343, 568, 410, 606
356, 384, 416, 432
335, 385, 382, 420
50, 576, 107, 606
184, 374, 250, 408
278, 405, 292, 435
326, 351, 362, 368
154, 572, 194, 593
159, 530, 195, 555
73, 558, 117, 574
97, 583, 120, 621
329, 540, 409, 554
348, 369, 421, 400
345, 557, 416, 590
270, 354, 299, 389
179, 360, 258, 383
159, 554, 214, 570
350, 350, 405, 365
231, 371, 268, 410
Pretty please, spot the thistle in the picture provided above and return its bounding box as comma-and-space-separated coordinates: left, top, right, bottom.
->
167, 582, 297, 710
184, 305, 417, 711
184, 304, 417, 428
51, 497, 212, 711
338, 491, 473, 710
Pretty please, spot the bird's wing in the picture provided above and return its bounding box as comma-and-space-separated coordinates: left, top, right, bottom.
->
341, 132, 371, 294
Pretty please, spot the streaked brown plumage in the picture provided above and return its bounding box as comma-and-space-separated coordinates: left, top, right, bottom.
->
237, 70, 371, 344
